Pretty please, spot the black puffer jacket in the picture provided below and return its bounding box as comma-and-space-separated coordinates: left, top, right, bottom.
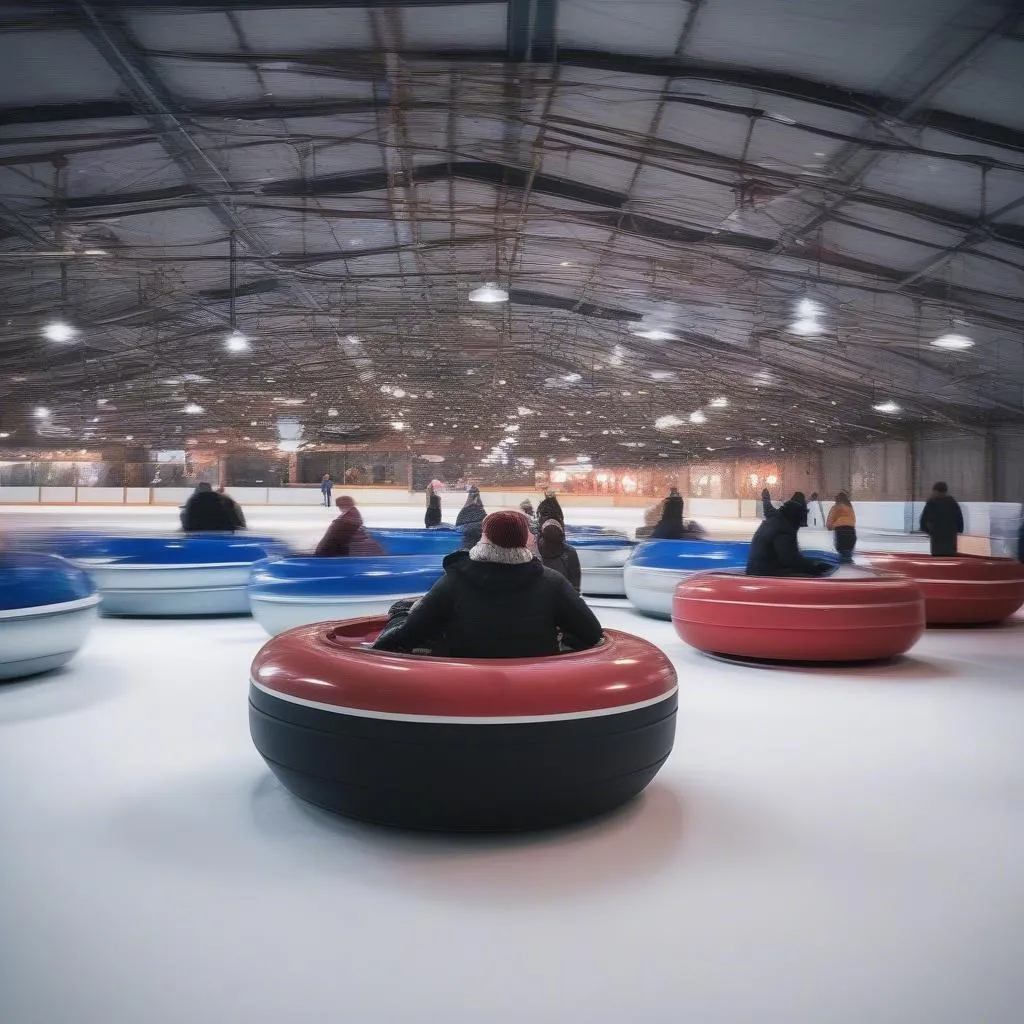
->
373, 549, 602, 658
919, 493, 964, 556
181, 490, 237, 532
537, 535, 582, 592
746, 501, 824, 577
455, 500, 486, 528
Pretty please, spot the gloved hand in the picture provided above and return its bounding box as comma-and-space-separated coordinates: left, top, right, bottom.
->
386, 598, 417, 618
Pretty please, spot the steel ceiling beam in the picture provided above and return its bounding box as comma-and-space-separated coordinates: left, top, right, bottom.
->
507, 0, 557, 64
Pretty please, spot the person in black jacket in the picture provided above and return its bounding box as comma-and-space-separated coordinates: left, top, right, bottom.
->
454, 485, 486, 528
424, 480, 442, 528
746, 498, 831, 577
760, 488, 775, 519
919, 481, 964, 556
181, 482, 238, 532
217, 486, 246, 530
537, 488, 565, 528
537, 518, 582, 592
373, 509, 602, 658
651, 492, 686, 539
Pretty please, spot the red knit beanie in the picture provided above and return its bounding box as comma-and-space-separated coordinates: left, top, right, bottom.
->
482, 510, 530, 549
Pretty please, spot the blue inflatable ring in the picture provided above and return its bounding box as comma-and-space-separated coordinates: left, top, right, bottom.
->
248, 555, 445, 635
0, 552, 100, 679
33, 534, 290, 617
624, 538, 838, 618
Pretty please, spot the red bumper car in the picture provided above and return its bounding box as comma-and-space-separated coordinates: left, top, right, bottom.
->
863, 552, 1024, 625
672, 570, 925, 662
249, 617, 677, 831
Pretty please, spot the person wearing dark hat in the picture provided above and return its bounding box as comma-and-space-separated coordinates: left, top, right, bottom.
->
537, 518, 582, 592
181, 481, 237, 532
314, 496, 384, 557
746, 497, 830, 577
537, 488, 565, 528
373, 509, 601, 658
919, 481, 964, 556
519, 498, 540, 537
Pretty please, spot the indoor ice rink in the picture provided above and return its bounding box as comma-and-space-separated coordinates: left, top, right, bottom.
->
2, 1, 1024, 1023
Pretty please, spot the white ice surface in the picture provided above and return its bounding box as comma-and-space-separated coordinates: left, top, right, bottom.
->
2, 510, 1021, 1024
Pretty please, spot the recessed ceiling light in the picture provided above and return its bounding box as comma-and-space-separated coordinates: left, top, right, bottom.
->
789, 318, 823, 336
709, 397, 728, 408
815, 439, 825, 444
184, 403, 204, 414
872, 400, 901, 414
655, 414, 683, 430
84, 248, 108, 256
43, 321, 77, 343
631, 326, 677, 342
931, 332, 974, 351
468, 282, 509, 304
225, 331, 251, 353
689, 410, 707, 424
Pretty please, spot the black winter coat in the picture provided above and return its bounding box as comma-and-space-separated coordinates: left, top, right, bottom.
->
537, 539, 582, 592
220, 495, 246, 530
537, 496, 565, 526
181, 490, 238, 532
455, 501, 486, 528
424, 494, 441, 528
746, 515, 823, 577
373, 550, 602, 658
919, 494, 964, 556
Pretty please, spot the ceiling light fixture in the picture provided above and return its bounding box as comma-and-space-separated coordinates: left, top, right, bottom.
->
183, 403, 204, 415
43, 321, 77, 343
561, 372, 582, 383
225, 331, 251, 353
689, 410, 707, 425
390, 421, 406, 431
872, 400, 901, 414
789, 318, 823, 336
468, 282, 509, 304
34, 407, 50, 419
796, 297, 821, 319
631, 326, 677, 342
655, 414, 683, 430
709, 397, 729, 408
931, 332, 974, 351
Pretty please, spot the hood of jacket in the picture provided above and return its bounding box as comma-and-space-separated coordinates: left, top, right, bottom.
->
443, 548, 544, 591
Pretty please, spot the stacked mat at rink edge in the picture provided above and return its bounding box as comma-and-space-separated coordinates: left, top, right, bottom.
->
624, 538, 839, 619
0, 551, 100, 679
22, 533, 290, 617
248, 555, 445, 635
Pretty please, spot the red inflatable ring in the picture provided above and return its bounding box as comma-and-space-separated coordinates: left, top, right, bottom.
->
672, 570, 926, 662
863, 552, 1024, 625
249, 617, 677, 831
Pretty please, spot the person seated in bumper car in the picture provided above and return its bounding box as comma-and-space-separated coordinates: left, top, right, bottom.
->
537, 518, 582, 592
314, 496, 385, 557
746, 497, 832, 578
373, 510, 602, 658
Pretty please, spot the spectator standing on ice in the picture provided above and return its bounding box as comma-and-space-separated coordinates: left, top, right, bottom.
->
919, 482, 964, 556
825, 491, 856, 563
320, 474, 333, 507
425, 480, 442, 528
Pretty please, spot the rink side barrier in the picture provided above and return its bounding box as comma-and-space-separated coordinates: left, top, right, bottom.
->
0, 486, 1017, 547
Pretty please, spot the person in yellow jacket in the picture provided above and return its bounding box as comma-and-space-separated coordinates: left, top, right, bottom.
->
825, 491, 857, 563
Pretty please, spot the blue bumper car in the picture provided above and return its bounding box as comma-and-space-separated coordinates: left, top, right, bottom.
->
624, 539, 838, 618
35, 534, 290, 617
248, 555, 445, 635
0, 552, 100, 679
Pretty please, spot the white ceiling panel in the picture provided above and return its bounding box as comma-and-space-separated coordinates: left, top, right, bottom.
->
686, 0, 968, 94
128, 11, 237, 52
0, 30, 122, 105
400, 4, 507, 49
234, 8, 374, 50
558, 0, 694, 56
929, 37, 1024, 132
